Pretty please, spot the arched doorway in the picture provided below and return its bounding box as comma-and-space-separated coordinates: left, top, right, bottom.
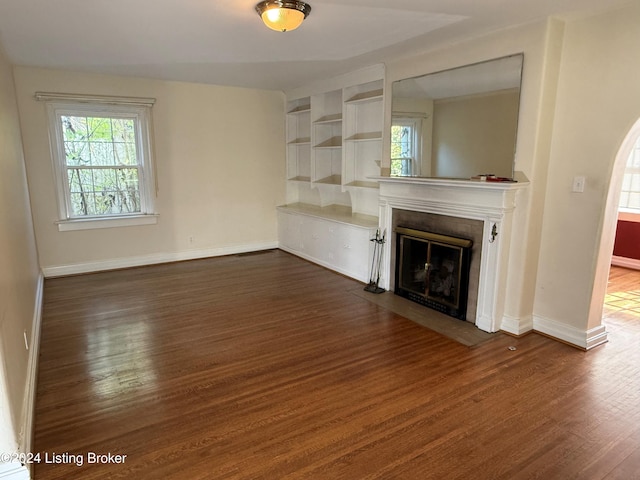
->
588, 118, 640, 332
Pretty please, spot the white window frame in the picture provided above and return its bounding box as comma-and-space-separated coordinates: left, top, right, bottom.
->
37, 92, 158, 231
391, 117, 422, 176
619, 136, 640, 214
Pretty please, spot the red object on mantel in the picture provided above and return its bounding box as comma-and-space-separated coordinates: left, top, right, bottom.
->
485, 177, 516, 182
470, 174, 517, 182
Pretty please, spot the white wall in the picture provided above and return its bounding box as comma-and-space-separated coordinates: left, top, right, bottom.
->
534, 2, 640, 335
0, 45, 40, 458
13, 67, 286, 275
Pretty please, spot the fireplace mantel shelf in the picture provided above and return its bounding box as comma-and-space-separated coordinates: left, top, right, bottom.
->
372, 172, 529, 191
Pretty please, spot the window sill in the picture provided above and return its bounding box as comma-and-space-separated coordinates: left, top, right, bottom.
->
56, 214, 159, 232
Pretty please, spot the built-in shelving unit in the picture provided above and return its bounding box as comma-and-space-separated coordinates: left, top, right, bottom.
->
311, 89, 343, 188
286, 97, 311, 182
285, 72, 385, 211
280, 65, 385, 280
343, 80, 384, 192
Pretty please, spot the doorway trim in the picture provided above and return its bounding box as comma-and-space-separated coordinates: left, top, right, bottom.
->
589, 118, 640, 331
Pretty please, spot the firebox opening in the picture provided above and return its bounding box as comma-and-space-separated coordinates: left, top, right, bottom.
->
394, 227, 473, 320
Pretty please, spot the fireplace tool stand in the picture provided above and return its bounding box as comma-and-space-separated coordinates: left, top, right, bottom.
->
364, 228, 386, 294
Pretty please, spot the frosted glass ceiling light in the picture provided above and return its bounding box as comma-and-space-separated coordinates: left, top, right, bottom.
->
255, 1, 311, 32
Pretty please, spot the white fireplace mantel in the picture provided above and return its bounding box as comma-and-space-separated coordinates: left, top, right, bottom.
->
376, 173, 529, 333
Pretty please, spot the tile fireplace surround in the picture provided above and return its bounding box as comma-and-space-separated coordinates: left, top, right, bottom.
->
377, 174, 529, 334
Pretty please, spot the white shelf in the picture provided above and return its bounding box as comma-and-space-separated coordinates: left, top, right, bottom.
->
314, 136, 342, 148
314, 174, 342, 185
344, 132, 382, 142
288, 137, 311, 145
313, 114, 342, 125
345, 89, 383, 104
287, 105, 311, 114
289, 175, 311, 182
344, 180, 379, 189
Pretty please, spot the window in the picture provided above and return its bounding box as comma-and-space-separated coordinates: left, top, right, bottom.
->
38, 93, 157, 231
391, 117, 422, 176
619, 136, 640, 212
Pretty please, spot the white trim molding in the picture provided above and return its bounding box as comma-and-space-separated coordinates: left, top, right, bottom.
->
18, 273, 44, 479
56, 214, 158, 231
501, 314, 533, 336
42, 242, 279, 278
35, 92, 155, 107
533, 314, 608, 350
611, 255, 640, 270
0, 461, 30, 480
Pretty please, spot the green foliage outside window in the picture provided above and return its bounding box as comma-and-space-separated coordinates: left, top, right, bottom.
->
62, 115, 141, 217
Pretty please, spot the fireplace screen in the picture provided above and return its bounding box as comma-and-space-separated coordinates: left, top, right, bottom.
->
395, 227, 473, 320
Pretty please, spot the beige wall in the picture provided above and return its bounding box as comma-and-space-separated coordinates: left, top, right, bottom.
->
431, 89, 519, 178
13, 67, 286, 274
534, 2, 640, 331
0, 47, 40, 453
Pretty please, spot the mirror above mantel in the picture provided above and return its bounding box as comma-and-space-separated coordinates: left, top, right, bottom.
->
390, 54, 523, 180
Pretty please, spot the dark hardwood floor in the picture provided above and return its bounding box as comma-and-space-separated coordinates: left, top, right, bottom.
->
33, 252, 640, 479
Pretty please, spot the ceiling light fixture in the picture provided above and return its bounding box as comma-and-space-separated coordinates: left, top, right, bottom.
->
255, 1, 311, 32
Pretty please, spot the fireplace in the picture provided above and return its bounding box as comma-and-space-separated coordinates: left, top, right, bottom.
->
376, 174, 529, 333
395, 227, 472, 320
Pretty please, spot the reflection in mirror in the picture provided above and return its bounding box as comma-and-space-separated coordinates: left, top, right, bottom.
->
391, 54, 523, 179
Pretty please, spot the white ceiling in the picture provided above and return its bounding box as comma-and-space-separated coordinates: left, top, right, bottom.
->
0, 0, 631, 91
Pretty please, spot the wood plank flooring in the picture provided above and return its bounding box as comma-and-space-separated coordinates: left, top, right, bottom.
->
33, 252, 640, 479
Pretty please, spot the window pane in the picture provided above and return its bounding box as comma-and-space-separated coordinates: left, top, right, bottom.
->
64, 141, 89, 166
90, 142, 115, 166
93, 169, 118, 192
67, 168, 94, 193
619, 191, 630, 207
69, 192, 87, 216
111, 118, 136, 143
61, 116, 88, 142
66, 167, 141, 216
87, 117, 112, 142
116, 168, 141, 213
113, 142, 137, 165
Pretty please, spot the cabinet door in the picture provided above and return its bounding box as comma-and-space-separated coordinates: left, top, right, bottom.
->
278, 212, 303, 252
334, 225, 376, 282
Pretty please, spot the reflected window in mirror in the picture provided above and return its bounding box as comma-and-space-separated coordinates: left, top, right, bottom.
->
391, 117, 422, 176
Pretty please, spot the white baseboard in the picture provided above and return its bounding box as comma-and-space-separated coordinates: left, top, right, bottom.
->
500, 314, 533, 336
41, 242, 279, 278
533, 315, 608, 350
611, 255, 640, 270
17, 272, 44, 480
0, 461, 30, 479
278, 246, 369, 283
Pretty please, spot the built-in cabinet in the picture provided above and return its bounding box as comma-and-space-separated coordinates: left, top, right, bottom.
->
281, 66, 385, 281
277, 204, 378, 283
